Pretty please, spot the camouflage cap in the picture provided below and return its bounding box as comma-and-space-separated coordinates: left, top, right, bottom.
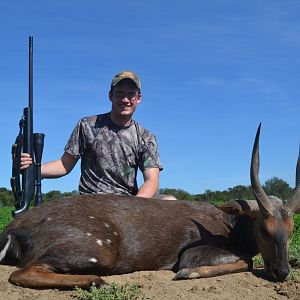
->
111, 70, 141, 90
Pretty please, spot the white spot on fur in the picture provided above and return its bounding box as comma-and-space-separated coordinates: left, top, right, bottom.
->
89, 216, 95, 219
106, 239, 111, 244
86, 232, 92, 236
89, 257, 98, 263
113, 231, 118, 236
47, 217, 52, 221
104, 222, 110, 228
0, 235, 11, 262
96, 239, 103, 246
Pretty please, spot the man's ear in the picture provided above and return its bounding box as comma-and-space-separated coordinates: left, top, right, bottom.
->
109, 90, 113, 102
136, 94, 142, 104
217, 200, 259, 218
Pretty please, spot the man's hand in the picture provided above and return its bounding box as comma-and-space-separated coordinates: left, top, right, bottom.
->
20, 153, 33, 170
20, 151, 78, 179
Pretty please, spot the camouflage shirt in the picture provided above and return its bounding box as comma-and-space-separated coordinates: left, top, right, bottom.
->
64, 112, 163, 195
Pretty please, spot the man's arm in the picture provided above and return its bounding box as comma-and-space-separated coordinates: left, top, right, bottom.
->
20, 151, 78, 179
136, 167, 159, 198
41, 152, 78, 179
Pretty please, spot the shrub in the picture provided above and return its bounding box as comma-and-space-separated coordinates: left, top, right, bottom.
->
75, 282, 142, 300
0, 207, 13, 231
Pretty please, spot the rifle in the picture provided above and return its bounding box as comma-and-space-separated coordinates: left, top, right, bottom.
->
11, 36, 45, 217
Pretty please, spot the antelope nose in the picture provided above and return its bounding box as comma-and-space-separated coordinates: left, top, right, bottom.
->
273, 268, 289, 282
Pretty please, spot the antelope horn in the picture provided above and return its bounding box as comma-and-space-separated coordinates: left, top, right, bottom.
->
250, 123, 274, 216
282, 146, 300, 215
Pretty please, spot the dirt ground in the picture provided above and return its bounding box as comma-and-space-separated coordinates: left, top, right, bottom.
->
0, 265, 299, 300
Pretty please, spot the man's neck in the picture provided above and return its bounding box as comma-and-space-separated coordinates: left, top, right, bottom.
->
110, 112, 133, 127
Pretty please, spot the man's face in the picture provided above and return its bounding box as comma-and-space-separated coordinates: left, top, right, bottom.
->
109, 79, 142, 117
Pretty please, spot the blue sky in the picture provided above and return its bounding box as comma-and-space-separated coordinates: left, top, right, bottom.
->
1, 1, 299, 195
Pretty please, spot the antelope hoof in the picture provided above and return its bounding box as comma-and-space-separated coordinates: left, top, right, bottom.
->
89, 277, 106, 288
174, 268, 200, 280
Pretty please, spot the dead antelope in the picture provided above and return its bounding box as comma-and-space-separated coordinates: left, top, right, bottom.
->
0, 124, 299, 289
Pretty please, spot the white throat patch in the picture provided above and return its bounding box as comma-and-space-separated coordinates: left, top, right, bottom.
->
0, 234, 11, 262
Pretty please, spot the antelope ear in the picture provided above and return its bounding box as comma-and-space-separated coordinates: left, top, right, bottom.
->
217, 200, 259, 218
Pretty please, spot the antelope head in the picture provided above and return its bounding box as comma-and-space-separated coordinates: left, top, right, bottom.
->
251, 123, 300, 281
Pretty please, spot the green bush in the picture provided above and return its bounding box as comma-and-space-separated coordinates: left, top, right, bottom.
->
0, 188, 14, 206
0, 207, 13, 231
290, 214, 300, 245
75, 282, 141, 300
289, 214, 300, 268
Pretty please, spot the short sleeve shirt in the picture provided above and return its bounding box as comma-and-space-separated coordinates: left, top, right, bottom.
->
64, 113, 163, 195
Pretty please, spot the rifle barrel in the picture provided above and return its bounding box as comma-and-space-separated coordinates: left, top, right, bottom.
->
29, 36, 33, 108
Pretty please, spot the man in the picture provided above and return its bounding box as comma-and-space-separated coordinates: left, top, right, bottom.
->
21, 71, 163, 198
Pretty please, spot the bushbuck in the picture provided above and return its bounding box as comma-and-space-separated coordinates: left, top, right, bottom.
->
0, 124, 299, 289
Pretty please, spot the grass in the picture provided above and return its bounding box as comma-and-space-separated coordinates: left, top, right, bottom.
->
287, 268, 300, 282
74, 282, 142, 300
289, 214, 300, 268
252, 254, 264, 269
289, 247, 300, 268
0, 207, 13, 231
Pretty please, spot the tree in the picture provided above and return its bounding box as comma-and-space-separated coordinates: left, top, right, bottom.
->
263, 177, 293, 200
43, 190, 63, 202
205, 189, 213, 202
0, 187, 14, 206
62, 191, 78, 197
227, 185, 253, 200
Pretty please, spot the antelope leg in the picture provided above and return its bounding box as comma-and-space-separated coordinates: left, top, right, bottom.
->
9, 264, 105, 289
174, 259, 250, 280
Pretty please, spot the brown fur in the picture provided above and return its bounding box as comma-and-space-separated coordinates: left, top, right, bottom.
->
0, 194, 257, 289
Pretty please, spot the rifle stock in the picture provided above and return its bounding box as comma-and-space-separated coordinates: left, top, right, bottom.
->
11, 36, 45, 217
